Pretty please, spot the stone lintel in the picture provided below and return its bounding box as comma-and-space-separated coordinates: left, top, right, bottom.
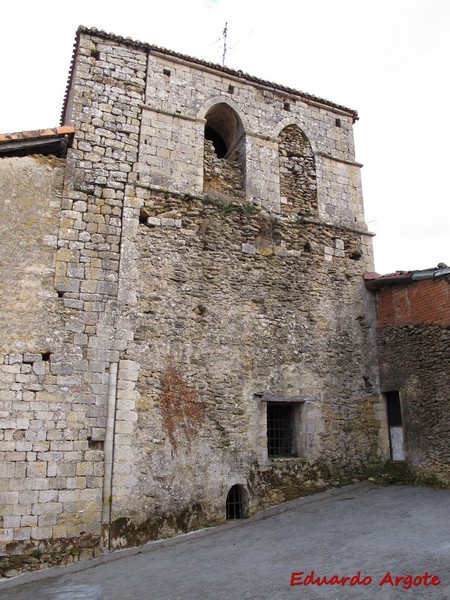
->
255, 393, 317, 403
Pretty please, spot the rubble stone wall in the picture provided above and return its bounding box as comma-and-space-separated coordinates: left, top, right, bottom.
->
376, 277, 450, 482
378, 323, 450, 482
114, 189, 385, 549
203, 139, 245, 199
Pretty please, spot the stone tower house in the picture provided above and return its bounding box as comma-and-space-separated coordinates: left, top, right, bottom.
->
0, 26, 388, 571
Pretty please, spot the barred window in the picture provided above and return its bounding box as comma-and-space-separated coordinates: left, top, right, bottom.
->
267, 403, 296, 457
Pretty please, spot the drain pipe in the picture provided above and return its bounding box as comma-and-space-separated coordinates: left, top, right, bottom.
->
101, 361, 119, 552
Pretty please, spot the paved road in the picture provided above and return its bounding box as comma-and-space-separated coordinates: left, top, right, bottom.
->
1, 483, 449, 599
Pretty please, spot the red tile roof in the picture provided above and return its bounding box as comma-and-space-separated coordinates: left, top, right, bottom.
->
364, 265, 450, 290
0, 126, 75, 157
0, 126, 75, 143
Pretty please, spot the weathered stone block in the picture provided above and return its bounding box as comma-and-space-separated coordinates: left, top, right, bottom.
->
3, 516, 21, 528
76, 462, 94, 476
38, 514, 57, 527
0, 529, 14, 542
26, 462, 47, 478
21, 515, 38, 527
32, 362, 46, 376
31, 526, 53, 540
242, 243, 256, 255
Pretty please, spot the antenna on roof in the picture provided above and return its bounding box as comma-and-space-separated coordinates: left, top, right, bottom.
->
222, 22, 228, 66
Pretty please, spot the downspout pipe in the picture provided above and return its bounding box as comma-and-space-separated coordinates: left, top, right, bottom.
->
101, 361, 118, 552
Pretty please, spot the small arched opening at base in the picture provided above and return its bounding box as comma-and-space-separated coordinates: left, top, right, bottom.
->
225, 484, 249, 520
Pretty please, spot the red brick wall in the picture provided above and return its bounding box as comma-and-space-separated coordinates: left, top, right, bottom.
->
376, 277, 450, 327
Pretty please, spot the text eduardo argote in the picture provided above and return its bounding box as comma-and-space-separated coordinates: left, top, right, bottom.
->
290, 569, 441, 589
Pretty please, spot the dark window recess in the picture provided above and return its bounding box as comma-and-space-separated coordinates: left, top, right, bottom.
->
163, 68, 171, 77
335, 118, 341, 127
283, 102, 291, 111
205, 126, 227, 158
226, 485, 246, 519
88, 438, 104, 451
386, 391, 402, 426
267, 403, 295, 456
139, 209, 149, 224
228, 84, 235, 94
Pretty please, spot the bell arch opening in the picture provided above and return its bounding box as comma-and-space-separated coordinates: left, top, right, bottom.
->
203, 103, 245, 198
204, 103, 244, 160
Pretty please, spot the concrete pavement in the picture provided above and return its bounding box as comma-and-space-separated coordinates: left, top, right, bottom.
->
1, 483, 449, 599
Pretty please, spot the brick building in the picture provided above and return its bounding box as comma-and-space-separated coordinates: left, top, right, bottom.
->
0, 26, 390, 573
365, 266, 450, 478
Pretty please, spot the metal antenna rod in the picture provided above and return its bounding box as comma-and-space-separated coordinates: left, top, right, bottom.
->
222, 22, 228, 66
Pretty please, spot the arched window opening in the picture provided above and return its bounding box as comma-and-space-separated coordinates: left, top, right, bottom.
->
278, 124, 317, 216
225, 484, 248, 520
203, 103, 245, 199
204, 103, 243, 161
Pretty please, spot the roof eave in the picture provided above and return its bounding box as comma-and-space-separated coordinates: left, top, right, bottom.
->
61, 25, 359, 125
0, 126, 75, 158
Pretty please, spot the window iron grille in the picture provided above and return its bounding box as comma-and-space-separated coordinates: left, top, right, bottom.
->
226, 485, 246, 519
267, 403, 295, 457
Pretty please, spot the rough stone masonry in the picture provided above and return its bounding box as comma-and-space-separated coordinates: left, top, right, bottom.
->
0, 26, 390, 574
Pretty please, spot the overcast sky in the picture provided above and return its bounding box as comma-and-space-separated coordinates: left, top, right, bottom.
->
1, 0, 449, 274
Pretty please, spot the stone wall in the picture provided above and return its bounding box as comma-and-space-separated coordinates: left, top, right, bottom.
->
203, 139, 245, 199
0, 26, 386, 573
375, 276, 450, 483
0, 33, 147, 574
0, 155, 64, 353
0, 154, 105, 574
133, 34, 367, 224
113, 189, 384, 545
378, 324, 450, 482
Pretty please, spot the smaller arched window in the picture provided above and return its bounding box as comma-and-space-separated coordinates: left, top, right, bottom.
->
278, 124, 317, 215
203, 103, 245, 198
225, 484, 249, 519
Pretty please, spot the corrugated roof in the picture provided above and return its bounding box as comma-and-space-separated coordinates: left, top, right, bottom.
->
411, 266, 450, 281
364, 265, 450, 290
61, 25, 359, 125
